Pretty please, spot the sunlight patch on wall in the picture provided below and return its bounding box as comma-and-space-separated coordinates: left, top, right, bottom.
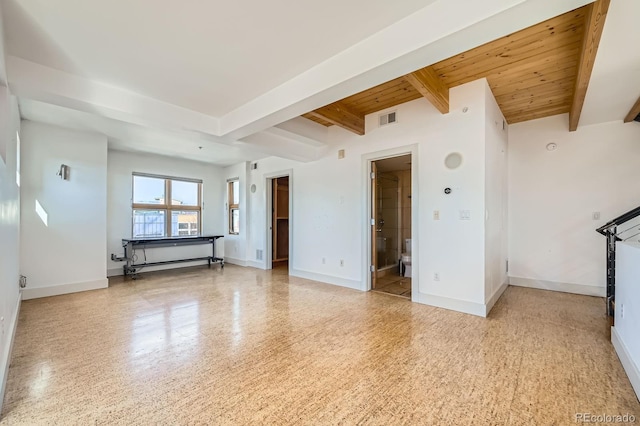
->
35, 199, 48, 226
16, 131, 21, 187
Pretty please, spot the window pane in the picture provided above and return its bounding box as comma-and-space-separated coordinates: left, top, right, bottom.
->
171, 180, 199, 206
232, 181, 239, 205
133, 210, 166, 237
171, 210, 199, 236
133, 176, 165, 204
231, 208, 240, 234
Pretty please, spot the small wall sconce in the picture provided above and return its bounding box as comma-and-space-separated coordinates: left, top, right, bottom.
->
57, 164, 70, 180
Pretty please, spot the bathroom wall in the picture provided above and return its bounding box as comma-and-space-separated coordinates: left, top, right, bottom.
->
377, 171, 399, 269
399, 169, 412, 248
374, 167, 411, 275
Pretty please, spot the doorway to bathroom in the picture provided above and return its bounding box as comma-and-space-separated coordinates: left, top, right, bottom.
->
370, 154, 412, 298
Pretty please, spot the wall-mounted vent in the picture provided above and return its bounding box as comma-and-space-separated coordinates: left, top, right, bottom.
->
379, 111, 397, 127
256, 249, 263, 261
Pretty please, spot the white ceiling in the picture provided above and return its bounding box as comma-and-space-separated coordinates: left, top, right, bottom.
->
4, 0, 634, 166
4, 0, 434, 116
18, 99, 265, 165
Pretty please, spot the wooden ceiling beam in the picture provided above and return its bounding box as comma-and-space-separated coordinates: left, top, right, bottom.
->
300, 4, 593, 127
308, 101, 365, 135
404, 67, 449, 114
568, 0, 610, 131
623, 96, 640, 123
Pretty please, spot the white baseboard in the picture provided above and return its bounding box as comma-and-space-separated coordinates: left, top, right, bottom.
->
247, 260, 266, 270
21, 278, 108, 300
509, 276, 605, 297
413, 292, 487, 317
224, 257, 248, 267
289, 268, 362, 291
485, 281, 508, 316
611, 326, 640, 400
0, 293, 21, 415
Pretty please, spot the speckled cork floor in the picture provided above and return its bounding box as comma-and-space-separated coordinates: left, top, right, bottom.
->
373, 274, 411, 298
1, 265, 638, 425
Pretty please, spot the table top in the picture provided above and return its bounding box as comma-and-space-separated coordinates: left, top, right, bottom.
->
123, 235, 224, 244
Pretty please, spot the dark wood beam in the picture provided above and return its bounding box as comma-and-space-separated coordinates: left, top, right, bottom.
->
624, 96, 640, 123
404, 67, 449, 114
569, 0, 610, 131
307, 101, 365, 135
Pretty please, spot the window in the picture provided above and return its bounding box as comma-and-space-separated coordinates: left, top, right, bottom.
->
228, 180, 239, 234
132, 173, 202, 238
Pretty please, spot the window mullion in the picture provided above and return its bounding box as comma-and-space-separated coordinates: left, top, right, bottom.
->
166, 179, 171, 237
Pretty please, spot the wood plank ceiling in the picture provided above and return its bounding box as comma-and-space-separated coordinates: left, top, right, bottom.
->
302, 1, 610, 134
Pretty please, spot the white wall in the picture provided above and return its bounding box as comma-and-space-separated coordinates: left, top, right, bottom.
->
221, 161, 250, 266
107, 150, 224, 276
236, 79, 502, 316
484, 83, 509, 305
0, 90, 21, 416
244, 156, 297, 270
508, 115, 640, 296
20, 121, 108, 299
612, 242, 640, 399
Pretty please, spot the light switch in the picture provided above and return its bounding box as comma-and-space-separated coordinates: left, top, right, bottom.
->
433, 210, 440, 220
459, 210, 471, 220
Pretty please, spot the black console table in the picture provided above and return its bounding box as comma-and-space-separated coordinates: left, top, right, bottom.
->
119, 235, 224, 276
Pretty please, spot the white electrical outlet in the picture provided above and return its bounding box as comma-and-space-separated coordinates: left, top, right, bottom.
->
433, 273, 440, 281
592, 212, 601, 220
433, 210, 440, 220
620, 304, 624, 318
459, 210, 471, 220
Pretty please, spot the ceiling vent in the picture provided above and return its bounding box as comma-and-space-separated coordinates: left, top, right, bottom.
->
379, 111, 397, 127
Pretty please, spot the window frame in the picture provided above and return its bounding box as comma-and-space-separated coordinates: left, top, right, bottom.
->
132, 173, 203, 238
228, 179, 240, 235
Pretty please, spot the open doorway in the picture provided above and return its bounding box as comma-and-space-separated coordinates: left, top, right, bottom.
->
371, 154, 412, 298
267, 175, 290, 271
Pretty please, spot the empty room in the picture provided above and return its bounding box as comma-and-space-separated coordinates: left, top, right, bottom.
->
1, 0, 640, 424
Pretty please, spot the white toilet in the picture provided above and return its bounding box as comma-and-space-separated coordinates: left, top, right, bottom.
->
401, 239, 412, 278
